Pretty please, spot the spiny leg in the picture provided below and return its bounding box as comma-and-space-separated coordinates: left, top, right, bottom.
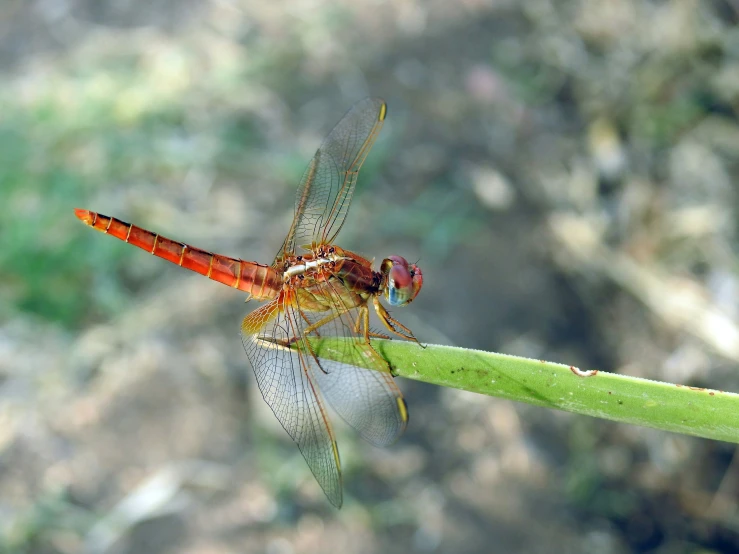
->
299, 308, 322, 337
367, 329, 393, 339
353, 305, 365, 335
372, 296, 418, 342
356, 304, 391, 341
260, 308, 346, 348
302, 308, 347, 337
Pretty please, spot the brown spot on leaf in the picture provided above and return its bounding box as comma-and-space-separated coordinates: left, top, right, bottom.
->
570, 366, 598, 378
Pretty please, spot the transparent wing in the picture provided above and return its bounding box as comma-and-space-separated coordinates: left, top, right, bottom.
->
241, 279, 408, 506
313, 356, 407, 447
277, 97, 386, 260
299, 277, 408, 447
241, 296, 343, 507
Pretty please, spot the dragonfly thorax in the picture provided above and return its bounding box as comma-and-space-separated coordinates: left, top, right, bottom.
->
282, 255, 338, 280
282, 246, 384, 297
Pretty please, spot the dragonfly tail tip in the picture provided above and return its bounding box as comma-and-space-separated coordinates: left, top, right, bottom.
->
74, 208, 94, 225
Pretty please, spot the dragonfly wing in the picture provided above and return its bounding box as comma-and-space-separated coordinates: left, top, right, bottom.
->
277, 97, 386, 260
311, 352, 408, 447
241, 296, 343, 507
299, 279, 408, 447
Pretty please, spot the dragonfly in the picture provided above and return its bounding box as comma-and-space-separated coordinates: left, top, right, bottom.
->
74, 98, 423, 508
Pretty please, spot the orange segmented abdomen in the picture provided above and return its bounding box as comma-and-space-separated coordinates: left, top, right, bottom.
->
74, 209, 281, 301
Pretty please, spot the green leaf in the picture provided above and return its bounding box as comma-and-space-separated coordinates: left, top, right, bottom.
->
310, 339, 739, 444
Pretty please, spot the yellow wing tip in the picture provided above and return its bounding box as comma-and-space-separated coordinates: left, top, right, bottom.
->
331, 439, 342, 473
378, 102, 387, 122
397, 397, 409, 424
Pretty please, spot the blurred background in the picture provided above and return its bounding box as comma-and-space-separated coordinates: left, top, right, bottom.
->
2, 0, 739, 552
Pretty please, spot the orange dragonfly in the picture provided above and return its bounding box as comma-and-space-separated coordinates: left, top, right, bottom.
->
75, 98, 422, 507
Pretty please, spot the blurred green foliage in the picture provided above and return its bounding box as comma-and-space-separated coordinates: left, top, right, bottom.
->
0, 100, 116, 326
0, 54, 265, 327
0, 488, 91, 554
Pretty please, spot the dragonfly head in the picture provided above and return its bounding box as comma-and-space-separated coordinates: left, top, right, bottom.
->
381, 256, 423, 307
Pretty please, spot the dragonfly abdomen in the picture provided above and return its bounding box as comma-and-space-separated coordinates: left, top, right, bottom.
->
74, 209, 280, 300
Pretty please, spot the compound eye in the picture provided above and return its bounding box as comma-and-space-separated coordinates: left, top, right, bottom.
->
382, 256, 423, 306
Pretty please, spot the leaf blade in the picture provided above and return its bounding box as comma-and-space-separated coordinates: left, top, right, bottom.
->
310, 339, 739, 444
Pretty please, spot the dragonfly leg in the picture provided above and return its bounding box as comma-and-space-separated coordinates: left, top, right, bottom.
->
368, 330, 392, 339
372, 296, 418, 342
299, 309, 321, 337
302, 309, 345, 336
254, 305, 351, 349
356, 304, 391, 340
354, 305, 365, 335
